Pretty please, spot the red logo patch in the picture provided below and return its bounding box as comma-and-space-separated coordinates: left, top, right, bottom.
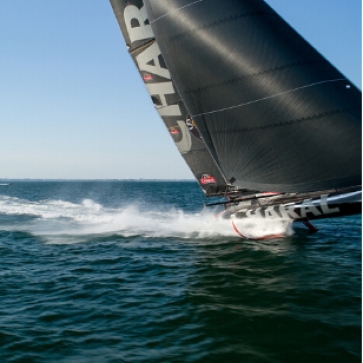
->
200, 174, 217, 185
169, 127, 179, 135
143, 74, 153, 82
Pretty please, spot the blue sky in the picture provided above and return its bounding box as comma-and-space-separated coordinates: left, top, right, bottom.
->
0, 0, 361, 179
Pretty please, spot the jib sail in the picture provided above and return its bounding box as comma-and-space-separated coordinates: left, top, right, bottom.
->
143, 0, 361, 193
109, 0, 230, 195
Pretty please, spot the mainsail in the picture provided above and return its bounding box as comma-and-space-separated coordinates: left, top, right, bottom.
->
143, 0, 361, 193
109, 0, 230, 195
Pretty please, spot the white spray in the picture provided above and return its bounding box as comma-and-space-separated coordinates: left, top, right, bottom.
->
0, 196, 293, 243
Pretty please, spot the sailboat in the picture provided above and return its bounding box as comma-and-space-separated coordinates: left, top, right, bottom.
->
110, 0, 361, 238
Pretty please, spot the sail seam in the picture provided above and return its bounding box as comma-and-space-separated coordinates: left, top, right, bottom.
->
169, 11, 266, 41
191, 78, 346, 118
220, 109, 344, 133
150, 0, 204, 23
183, 60, 327, 95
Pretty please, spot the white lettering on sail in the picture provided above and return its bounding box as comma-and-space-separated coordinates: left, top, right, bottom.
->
320, 195, 340, 214
300, 199, 322, 218
124, 5, 153, 43
175, 121, 192, 153
124, 4, 191, 153
146, 82, 182, 117
136, 43, 171, 79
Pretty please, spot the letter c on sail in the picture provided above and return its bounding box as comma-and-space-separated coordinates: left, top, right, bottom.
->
175, 121, 192, 153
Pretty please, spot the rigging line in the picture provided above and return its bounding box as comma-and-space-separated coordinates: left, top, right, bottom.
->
150, 0, 204, 23
191, 78, 347, 118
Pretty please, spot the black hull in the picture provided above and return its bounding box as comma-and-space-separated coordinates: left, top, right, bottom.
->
223, 190, 361, 222
232, 202, 361, 222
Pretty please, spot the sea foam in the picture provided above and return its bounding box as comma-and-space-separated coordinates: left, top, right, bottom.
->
0, 196, 292, 243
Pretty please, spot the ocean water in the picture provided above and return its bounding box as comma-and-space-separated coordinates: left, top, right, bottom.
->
0, 180, 361, 363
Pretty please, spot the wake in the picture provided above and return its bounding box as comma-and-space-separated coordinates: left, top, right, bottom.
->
0, 196, 293, 243
0, 196, 236, 242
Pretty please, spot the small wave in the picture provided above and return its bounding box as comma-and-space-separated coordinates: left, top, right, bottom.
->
0, 196, 101, 220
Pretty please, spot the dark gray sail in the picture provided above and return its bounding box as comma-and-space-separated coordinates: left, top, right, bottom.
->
143, 0, 361, 193
109, 0, 229, 195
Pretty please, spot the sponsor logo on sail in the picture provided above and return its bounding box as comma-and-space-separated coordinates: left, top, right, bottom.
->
169, 127, 180, 135
123, 4, 192, 153
143, 73, 153, 82
200, 174, 217, 185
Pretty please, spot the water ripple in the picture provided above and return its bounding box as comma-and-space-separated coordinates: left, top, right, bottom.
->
0, 182, 360, 362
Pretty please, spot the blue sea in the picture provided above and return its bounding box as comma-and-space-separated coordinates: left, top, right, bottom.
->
0, 180, 361, 363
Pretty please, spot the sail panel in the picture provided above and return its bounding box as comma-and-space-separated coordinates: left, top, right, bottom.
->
109, 0, 229, 195
144, 0, 362, 193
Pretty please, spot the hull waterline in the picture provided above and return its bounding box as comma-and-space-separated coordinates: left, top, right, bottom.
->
223, 190, 361, 239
